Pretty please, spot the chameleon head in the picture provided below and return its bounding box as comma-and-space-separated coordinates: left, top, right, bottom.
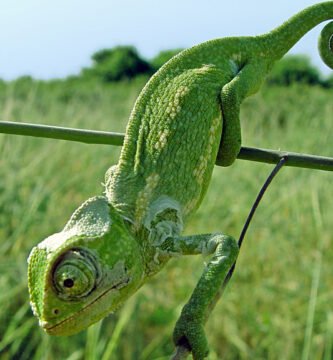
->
27, 196, 144, 336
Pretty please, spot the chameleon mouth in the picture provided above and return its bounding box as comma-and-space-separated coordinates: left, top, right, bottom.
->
43, 277, 130, 335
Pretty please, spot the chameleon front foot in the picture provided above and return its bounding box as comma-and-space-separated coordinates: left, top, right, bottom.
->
167, 235, 239, 359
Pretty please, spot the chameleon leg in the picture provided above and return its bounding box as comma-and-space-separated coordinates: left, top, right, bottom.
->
218, 61, 270, 167
218, 88, 242, 167
162, 233, 239, 359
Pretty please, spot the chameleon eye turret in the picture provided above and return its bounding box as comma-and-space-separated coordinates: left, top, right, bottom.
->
53, 248, 100, 300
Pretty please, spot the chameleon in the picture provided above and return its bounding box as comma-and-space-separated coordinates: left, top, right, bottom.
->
28, 2, 333, 359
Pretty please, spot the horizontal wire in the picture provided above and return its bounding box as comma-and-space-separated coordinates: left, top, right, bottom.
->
1, 120, 333, 171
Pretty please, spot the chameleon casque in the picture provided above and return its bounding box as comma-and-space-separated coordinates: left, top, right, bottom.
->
28, 2, 333, 359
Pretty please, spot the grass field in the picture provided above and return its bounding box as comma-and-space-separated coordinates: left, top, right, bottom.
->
0, 76, 333, 359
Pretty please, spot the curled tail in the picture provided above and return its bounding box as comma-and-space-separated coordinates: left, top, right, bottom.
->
319, 21, 333, 68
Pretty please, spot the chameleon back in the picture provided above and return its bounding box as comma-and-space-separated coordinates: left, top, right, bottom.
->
106, 55, 233, 224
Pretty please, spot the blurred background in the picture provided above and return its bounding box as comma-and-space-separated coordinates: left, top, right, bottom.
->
0, 0, 333, 359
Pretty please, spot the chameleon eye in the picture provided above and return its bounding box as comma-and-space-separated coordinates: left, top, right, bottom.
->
53, 248, 100, 300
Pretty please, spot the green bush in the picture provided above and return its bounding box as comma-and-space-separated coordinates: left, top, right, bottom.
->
266, 55, 322, 86
322, 73, 333, 88
10, 76, 36, 100
82, 46, 152, 82
0, 78, 6, 97
150, 49, 184, 71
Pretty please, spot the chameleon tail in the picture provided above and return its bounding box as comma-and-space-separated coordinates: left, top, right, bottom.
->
319, 21, 333, 68
261, 1, 333, 69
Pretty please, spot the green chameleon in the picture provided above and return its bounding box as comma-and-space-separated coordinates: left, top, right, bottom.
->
28, 2, 333, 359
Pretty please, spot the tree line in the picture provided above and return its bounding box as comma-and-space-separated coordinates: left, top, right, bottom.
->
2, 45, 333, 88
80, 46, 333, 88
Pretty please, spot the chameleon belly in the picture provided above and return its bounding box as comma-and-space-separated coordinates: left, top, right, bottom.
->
106, 64, 228, 223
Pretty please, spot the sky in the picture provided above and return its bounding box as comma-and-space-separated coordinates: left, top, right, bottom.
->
0, 0, 332, 80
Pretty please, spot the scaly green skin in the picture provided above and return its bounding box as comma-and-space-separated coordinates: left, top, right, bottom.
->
28, 3, 333, 359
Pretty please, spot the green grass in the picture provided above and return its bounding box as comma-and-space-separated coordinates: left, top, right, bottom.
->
0, 77, 333, 359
